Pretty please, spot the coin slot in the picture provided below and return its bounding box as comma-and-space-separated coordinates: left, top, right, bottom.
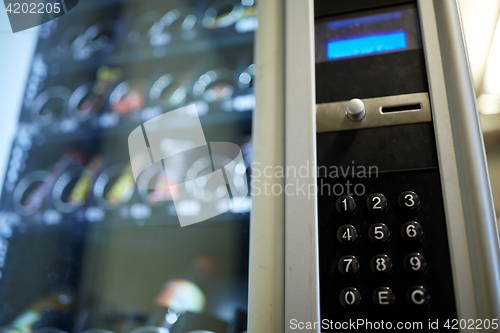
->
381, 103, 421, 113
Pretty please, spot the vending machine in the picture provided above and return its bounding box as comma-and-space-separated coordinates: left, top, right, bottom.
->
1, 0, 500, 332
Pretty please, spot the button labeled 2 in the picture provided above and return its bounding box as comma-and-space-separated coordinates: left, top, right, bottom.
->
366, 193, 389, 213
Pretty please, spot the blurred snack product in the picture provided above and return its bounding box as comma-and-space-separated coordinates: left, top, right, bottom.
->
128, 8, 198, 47
148, 73, 192, 110
110, 79, 147, 114
12, 152, 85, 216
155, 279, 206, 314
67, 67, 122, 122
193, 69, 235, 103
71, 21, 118, 61
29, 86, 72, 127
9, 292, 74, 331
94, 164, 135, 209
52, 155, 104, 213
202, 1, 245, 29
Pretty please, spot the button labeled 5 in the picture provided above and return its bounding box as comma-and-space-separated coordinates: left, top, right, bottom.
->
369, 223, 391, 243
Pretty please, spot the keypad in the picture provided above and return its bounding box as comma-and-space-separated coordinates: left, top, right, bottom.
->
333, 190, 433, 308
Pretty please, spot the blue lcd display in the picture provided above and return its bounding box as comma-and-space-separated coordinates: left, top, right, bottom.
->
326, 31, 407, 59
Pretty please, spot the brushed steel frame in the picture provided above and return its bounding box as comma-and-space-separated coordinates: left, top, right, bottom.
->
418, 0, 500, 326
284, 0, 320, 332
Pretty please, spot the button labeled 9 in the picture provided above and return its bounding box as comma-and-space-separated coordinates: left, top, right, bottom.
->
404, 253, 427, 274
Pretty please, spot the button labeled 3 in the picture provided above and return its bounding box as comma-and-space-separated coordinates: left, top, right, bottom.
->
399, 191, 421, 212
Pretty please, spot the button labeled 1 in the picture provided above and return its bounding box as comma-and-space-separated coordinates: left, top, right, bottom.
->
336, 195, 357, 215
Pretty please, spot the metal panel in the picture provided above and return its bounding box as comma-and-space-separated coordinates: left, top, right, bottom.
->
285, 0, 320, 332
418, 0, 500, 325
248, 0, 285, 332
317, 92, 432, 132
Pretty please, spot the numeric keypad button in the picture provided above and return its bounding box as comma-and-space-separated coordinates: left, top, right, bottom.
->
339, 287, 362, 308
369, 223, 391, 243
337, 225, 358, 244
373, 287, 395, 306
370, 254, 393, 274
399, 191, 421, 212
338, 255, 360, 275
404, 253, 427, 274
366, 193, 388, 213
402, 221, 424, 242
408, 286, 431, 306
335, 195, 357, 215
